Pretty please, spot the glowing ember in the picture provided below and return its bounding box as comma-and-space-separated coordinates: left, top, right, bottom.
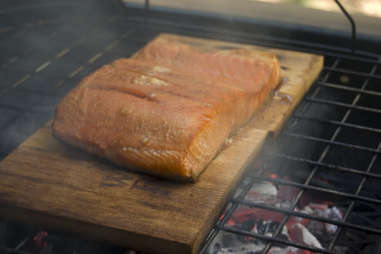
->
33, 231, 48, 249
208, 177, 346, 254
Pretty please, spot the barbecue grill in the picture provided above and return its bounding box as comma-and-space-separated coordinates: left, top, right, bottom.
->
1, 0, 381, 253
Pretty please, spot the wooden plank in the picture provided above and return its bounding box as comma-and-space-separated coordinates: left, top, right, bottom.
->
0, 124, 268, 254
0, 34, 323, 254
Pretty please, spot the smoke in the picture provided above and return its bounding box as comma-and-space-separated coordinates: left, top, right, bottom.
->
0, 0, 129, 157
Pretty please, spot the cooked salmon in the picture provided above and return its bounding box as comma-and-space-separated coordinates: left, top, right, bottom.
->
134, 35, 280, 94
52, 36, 280, 181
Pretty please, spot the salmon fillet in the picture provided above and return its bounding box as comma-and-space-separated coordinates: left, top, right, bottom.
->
52, 37, 280, 181
134, 35, 280, 94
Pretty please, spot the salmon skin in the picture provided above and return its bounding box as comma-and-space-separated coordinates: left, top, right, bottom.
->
52, 35, 280, 181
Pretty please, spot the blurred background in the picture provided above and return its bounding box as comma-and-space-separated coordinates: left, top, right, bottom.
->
257, 0, 381, 17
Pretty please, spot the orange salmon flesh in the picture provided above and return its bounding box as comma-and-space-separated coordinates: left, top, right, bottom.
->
53, 36, 280, 181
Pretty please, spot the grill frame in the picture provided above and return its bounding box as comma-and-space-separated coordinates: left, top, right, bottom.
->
1, 1, 381, 253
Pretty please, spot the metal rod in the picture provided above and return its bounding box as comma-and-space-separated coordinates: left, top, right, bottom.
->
324, 66, 381, 79
325, 56, 380, 250
232, 198, 381, 235
283, 132, 381, 155
14, 237, 28, 251
317, 81, 381, 98
144, 0, 150, 24
329, 141, 381, 249
218, 225, 336, 254
253, 176, 381, 205
269, 153, 381, 180
293, 114, 381, 135
260, 58, 342, 254
306, 97, 381, 115
200, 176, 254, 253
334, 0, 357, 53
126, 16, 379, 59
0, 246, 30, 254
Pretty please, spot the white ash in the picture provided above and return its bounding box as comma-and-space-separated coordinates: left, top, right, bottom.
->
294, 223, 322, 249
245, 181, 278, 204
207, 231, 266, 254
269, 246, 303, 254
299, 203, 343, 235
207, 180, 348, 254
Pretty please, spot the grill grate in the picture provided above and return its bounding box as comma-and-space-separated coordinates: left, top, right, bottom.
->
1, 1, 381, 254
200, 45, 381, 254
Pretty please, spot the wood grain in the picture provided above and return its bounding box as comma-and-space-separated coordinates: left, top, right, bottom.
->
0, 34, 323, 254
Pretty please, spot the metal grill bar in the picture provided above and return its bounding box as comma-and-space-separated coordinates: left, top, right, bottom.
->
199, 177, 255, 253
334, 0, 357, 53
210, 55, 381, 253
325, 57, 381, 251
292, 114, 381, 134
257, 59, 345, 253
253, 176, 381, 205
285, 59, 353, 253
329, 141, 381, 250
125, 16, 381, 61
261, 165, 318, 253
269, 153, 381, 180
1, 24, 133, 95
213, 168, 332, 254
232, 198, 381, 235
317, 81, 381, 97
213, 58, 325, 253
218, 226, 336, 254
199, 168, 258, 253
283, 132, 381, 154
0, 246, 29, 254
306, 97, 381, 114
324, 66, 381, 79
